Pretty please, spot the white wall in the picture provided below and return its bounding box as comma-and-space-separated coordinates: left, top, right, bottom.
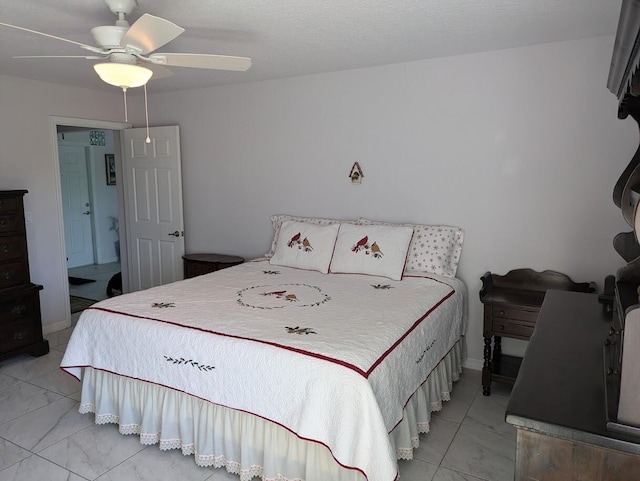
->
143, 35, 636, 366
0, 35, 636, 367
0, 75, 125, 332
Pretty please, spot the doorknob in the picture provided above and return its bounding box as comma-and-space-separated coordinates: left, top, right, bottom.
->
83, 211, 91, 215
168, 231, 181, 237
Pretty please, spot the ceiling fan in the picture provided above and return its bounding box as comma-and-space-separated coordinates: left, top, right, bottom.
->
0, 0, 252, 89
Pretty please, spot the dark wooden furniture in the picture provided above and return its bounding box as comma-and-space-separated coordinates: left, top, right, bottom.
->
479, 269, 595, 395
0, 190, 49, 361
506, 290, 640, 481
182, 253, 244, 279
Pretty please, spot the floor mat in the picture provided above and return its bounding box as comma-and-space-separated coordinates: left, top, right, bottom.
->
68, 276, 96, 285
70, 296, 97, 313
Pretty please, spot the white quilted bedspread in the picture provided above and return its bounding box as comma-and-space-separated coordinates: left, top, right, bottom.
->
61, 259, 465, 481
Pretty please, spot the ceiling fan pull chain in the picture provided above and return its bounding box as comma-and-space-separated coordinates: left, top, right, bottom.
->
144, 84, 151, 144
122, 87, 128, 122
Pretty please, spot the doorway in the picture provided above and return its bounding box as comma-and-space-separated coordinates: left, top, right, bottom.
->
51, 117, 184, 322
52, 117, 130, 319
57, 127, 122, 308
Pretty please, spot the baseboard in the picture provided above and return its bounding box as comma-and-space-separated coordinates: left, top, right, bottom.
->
43, 318, 71, 335
463, 357, 483, 371
95, 256, 119, 265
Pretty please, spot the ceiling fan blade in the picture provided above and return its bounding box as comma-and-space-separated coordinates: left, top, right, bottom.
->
144, 63, 174, 80
148, 53, 252, 71
0, 22, 104, 54
14, 55, 106, 60
120, 14, 184, 54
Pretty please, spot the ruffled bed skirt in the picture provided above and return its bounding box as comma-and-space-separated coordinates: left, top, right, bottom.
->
79, 341, 463, 481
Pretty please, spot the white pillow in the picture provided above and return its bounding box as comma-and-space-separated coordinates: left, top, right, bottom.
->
329, 223, 414, 280
357, 218, 464, 278
269, 220, 340, 273
265, 214, 354, 258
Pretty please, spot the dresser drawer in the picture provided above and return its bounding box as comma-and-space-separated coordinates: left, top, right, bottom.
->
0, 318, 39, 351
492, 306, 538, 322
0, 260, 29, 289
0, 196, 20, 213
0, 213, 23, 234
0, 235, 27, 262
492, 319, 535, 339
0, 289, 39, 322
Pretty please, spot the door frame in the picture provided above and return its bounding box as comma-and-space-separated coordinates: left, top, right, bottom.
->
50, 116, 131, 320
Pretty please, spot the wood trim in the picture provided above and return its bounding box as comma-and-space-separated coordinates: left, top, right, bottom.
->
516, 429, 640, 481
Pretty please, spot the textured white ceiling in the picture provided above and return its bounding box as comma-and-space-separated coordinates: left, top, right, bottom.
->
0, 0, 622, 94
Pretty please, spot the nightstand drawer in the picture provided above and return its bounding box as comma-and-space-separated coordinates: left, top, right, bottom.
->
185, 261, 221, 278
492, 319, 535, 339
492, 306, 538, 322
183, 254, 244, 279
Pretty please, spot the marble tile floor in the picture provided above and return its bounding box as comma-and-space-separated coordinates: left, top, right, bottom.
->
0, 333, 516, 481
68, 262, 121, 302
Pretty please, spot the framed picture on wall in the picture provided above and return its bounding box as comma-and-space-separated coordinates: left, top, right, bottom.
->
105, 154, 116, 185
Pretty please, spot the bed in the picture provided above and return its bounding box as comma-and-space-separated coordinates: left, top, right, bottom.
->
61, 216, 466, 481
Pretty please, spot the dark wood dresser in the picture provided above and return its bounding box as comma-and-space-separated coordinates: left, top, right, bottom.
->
506, 290, 640, 481
0, 190, 49, 361
182, 253, 244, 279
479, 269, 595, 395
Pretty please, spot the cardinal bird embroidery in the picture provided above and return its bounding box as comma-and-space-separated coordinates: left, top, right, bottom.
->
302, 237, 313, 252
371, 242, 383, 258
352, 236, 369, 252
351, 236, 383, 259
262, 290, 287, 297
288, 232, 301, 247
261, 290, 298, 302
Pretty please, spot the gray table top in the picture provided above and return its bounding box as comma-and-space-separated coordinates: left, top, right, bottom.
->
505, 290, 640, 454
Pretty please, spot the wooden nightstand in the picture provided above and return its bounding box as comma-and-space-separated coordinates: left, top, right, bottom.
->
479, 269, 595, 396
182, 253, 244, 279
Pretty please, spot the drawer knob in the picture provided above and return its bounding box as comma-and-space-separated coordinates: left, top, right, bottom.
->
499, 310, 505, 316
13, 330, 28, 340
11, 304, 27, 315
0, 243, 11, 252
498, 324, 505, 331
0, 219, 7, 227
0, 269, 16, 280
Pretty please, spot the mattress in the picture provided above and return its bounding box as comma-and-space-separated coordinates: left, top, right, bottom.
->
61, 259, 466, 481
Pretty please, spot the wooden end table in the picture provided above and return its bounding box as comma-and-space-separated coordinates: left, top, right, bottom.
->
182, 253, 244, 279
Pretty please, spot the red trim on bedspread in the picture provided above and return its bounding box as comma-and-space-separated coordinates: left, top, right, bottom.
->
88, 283, 455, 380
365, 289, 454, 377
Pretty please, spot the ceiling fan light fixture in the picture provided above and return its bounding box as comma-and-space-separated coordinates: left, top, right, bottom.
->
93, 62, 153, 88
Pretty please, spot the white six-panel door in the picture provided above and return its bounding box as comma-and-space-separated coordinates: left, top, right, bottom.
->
122, 126, 185, 291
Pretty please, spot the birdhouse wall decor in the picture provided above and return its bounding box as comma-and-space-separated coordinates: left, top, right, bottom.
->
349, 162, 364, 184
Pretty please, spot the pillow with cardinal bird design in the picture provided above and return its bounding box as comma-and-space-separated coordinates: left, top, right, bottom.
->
329, 223, 414, 280
269, 220, 340, 273
357, 218, 464, 278
265, 214, 356, 258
